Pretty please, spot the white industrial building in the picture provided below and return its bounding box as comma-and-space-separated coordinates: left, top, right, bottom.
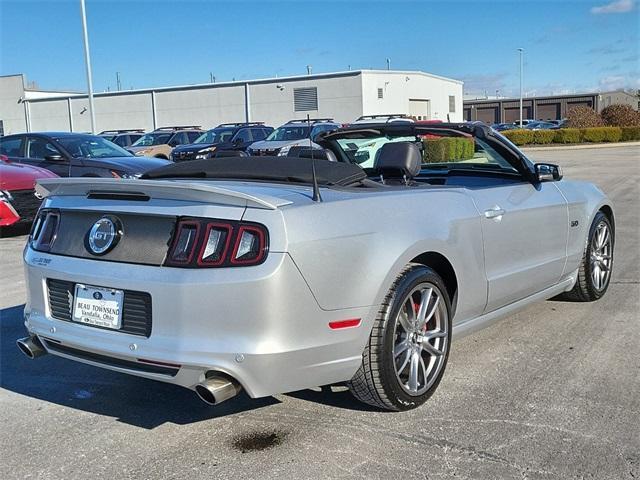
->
0, 70, 463, 135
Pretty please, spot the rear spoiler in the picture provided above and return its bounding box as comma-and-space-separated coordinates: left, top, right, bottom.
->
36, 178, 290, 210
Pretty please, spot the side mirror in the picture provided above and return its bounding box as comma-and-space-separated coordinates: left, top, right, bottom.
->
232, 138, 243, 146
535, 163, 563, 182
44, 154, 65, 162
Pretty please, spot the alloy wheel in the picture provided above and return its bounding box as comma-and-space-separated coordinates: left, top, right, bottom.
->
590, 221, 612, 291
392, 283, 449, 396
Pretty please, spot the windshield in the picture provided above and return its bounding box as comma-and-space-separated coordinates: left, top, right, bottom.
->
194, 128, 235, 144
132, 132, 172, 147
57, 136, 133, 158
265, 125, 310, 142
334, 133, 517, 172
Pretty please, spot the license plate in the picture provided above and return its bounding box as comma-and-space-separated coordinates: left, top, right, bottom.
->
72, 284, 124, 330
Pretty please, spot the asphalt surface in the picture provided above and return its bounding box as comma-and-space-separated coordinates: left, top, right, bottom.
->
1, 145, 638, 479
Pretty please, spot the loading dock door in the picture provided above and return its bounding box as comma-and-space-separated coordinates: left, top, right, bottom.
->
476, 107, 498, 124
537, 103, 560, 120
409, 99, 431, 120
504, 107, 532, 122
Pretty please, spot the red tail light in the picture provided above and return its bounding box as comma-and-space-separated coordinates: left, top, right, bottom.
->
30, 209, 60, 252
0, 194, 20, 226
165, 218, 268, 268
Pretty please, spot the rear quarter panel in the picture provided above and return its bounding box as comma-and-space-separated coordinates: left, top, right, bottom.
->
274, 188, 487, 324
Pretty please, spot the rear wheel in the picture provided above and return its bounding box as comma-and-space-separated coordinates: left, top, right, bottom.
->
563, 211, 614, 301
348, 264, 452, 411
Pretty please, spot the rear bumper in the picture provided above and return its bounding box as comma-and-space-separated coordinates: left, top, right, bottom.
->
23, 248, 373, 397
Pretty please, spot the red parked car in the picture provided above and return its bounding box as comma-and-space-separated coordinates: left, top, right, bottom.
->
0, 154, 58, 227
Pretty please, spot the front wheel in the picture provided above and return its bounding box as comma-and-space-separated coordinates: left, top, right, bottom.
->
348, 264, 452, 411
563, 211, 614, 301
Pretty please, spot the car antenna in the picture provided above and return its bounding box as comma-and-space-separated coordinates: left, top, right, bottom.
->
307, 114, 322, 202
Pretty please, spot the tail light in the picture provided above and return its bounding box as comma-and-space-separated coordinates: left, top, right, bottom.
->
165, 218, 268, 268
0, 191, 20, 226
30, 209, 60, 252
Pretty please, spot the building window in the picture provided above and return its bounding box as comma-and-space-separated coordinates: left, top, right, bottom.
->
378, 88, 384, 99
448, 96, 456, 113
0, 120, 4, 137
294, 87, 318, 111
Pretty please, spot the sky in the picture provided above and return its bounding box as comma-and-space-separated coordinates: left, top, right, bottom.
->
0, 0, 638, 97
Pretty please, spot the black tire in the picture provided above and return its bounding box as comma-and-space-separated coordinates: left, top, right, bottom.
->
562, 211, 614, 302
348, 263, 452, 411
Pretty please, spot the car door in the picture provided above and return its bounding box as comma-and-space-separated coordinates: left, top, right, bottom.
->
230, 128, 253, 150
23, 135, 71, 177
466, 140, 568, 312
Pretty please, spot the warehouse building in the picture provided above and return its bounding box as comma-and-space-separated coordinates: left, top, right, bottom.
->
0, 70, 463, 135
463, 90, 638, 124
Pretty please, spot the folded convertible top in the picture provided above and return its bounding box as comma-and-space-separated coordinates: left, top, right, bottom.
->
141, 156, 367, 187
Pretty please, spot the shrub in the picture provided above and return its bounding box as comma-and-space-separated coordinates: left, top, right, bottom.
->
581, 126, 622, 143
423, 137, 474, 163
621, 126, 640, 141
567, 105, 604, 128
554, 128, 582, 144
532, 130, 556, 144
502, 129, 534, 146
601, 104, 640, 127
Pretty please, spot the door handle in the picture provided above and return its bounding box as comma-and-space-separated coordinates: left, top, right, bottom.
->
484, 206, 506, 219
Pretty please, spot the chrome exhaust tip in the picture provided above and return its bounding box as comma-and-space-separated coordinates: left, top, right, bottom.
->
195, 373, 242, 405
16, 336, 47, 359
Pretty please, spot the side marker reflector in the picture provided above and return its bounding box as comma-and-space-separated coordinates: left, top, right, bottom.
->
328, 318, 361, 330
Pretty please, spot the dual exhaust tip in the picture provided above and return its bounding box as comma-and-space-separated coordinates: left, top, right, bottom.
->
17, 335, 241, 406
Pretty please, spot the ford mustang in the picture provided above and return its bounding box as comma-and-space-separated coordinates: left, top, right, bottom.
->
17, 122, 614, 411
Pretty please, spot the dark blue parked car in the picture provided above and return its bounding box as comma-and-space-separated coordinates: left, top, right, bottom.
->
0, 132, 170, 178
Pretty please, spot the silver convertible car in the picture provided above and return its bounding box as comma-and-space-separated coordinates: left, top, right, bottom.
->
18, 123, 614, 411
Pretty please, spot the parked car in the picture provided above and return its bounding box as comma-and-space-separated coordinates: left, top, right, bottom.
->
0, 132, 170, 178
127, 126, 203, 159
513, 119, 535, 127
99, 129, 145, 148
491, 122, 517, 131
18, 122, 614, 411
171, 123, 273, 162
247, 119, 340, 156
550, 119, 568, 128
0, 155, 58, 227
525, 121, 559, 130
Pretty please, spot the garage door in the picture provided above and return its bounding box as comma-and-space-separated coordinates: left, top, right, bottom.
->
409, 99, 431, 120
476, 107, 498, 124
504, 107, 532, 122
537, 104, 560, 121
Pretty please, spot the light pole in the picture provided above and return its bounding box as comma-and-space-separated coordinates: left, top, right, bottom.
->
517, 47, 524, 127
80, 0, 96, 133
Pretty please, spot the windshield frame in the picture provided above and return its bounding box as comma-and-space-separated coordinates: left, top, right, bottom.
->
131, 132, 173, 147
265, 125, 311, 142
55, 135, 133, 159
194, 127, 236, 145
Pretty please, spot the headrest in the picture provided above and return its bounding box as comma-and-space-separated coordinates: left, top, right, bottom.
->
374, 142, 422, 178
288, 146, 338, 162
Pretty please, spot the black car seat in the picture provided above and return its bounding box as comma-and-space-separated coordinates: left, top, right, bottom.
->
287, 146, 338, 162
374, 142, 422, 185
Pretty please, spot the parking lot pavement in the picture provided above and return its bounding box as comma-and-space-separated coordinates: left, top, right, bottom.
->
1, 145, 638, 480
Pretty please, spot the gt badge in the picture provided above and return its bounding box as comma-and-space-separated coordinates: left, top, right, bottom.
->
86, 216, 123, 255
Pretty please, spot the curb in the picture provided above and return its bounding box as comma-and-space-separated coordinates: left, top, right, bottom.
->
521, 142, 640, 152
